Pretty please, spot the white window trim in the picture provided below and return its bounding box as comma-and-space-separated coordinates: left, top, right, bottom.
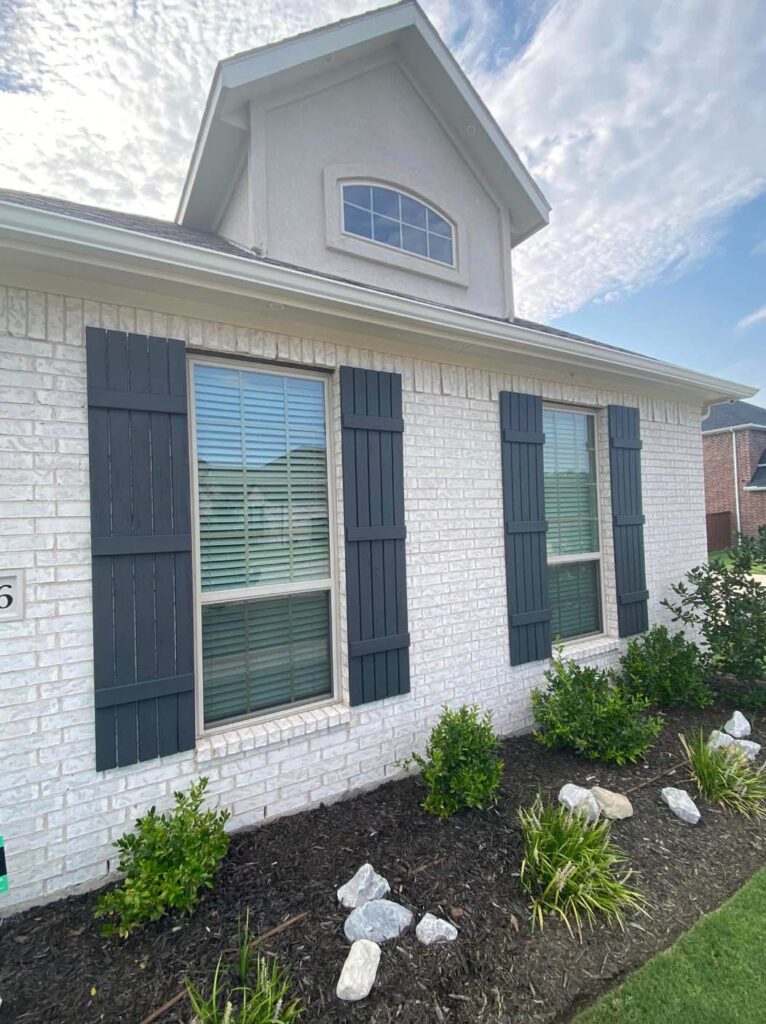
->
187, 353, 341, 737
323, 163, 469, 287
544, 402, 608, 647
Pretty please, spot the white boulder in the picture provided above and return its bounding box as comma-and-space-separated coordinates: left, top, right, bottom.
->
590, 786, 634, 820
559, 783, 600, 823
708, 729, 735, 751
344, 899, 414, 943
336, 940, 381, 1001
661, 787, 700, 825
724, 711, 751, 739
415, 913, 458, 945
337, 863, 390, 910
732, 738, 761, 762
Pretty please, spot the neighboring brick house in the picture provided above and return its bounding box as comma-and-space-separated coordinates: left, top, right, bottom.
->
702, 400, 766, 548
0, 1, 754, 915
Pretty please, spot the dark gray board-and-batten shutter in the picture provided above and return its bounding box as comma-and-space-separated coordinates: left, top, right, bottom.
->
607, 405, 649, 636
499, 391, 552, 665
86, 328, 195, 770
340, 366, 410, 705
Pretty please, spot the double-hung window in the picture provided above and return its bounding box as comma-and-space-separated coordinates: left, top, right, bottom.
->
191, 360, 334, 728
543, 407, 602, 641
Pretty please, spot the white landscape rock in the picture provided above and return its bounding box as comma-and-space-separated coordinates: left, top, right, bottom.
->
416, 913, 458, 945
336, 940, 381, 1001
344, 899, 414, 943
559, 783, 600, 823
724, 710, 752, 739
708, 729, 735, 752
731, 738, 761, 762
661, 787, 701, 825
590, 786, 634, 821
337, 863, 390, 909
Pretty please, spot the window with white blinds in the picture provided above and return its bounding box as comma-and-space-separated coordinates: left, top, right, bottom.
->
192, 361, 334, 728
543, 407, 602, 641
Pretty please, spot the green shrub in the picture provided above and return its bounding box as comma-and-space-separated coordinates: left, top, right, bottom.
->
400, 704, 504, 819
663, 534, 766, 685
532, 650, 663, 764
95, 777, 230, 938
518, 795, 647, 938
185, 912, 303, 1024
620, 625, 713, 708
681, 732, 766, 819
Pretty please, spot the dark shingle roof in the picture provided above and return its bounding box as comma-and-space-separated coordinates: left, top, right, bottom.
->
0, 187, 708, 368
702, 400, 766, 432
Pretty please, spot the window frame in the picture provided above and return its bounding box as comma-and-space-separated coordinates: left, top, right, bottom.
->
187, 353, 341, 736
543, 402, 607, 645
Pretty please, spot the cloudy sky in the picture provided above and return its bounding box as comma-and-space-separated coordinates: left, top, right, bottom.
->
1, 0, 765, 399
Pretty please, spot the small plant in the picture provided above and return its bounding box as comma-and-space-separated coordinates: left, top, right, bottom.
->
95, 777, 230, 938
663, 533, 766, 686
620, 625, 713, 708
399, 704, 503, 819
532, 648, 663, 764
518, 795, 646, 938
681, 732, 766, 819
185, 912, 303, 1023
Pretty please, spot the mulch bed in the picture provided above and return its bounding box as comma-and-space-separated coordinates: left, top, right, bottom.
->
1, 703, 765, 1024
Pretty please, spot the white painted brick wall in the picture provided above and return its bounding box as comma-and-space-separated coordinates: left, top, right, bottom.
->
0, 281, 707, 914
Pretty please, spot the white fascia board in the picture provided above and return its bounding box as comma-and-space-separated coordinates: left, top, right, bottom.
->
0, 198, 755, 406
703, 423, 766, 436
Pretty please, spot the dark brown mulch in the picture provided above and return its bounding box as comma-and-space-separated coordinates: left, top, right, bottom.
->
1, 703, 765, 1024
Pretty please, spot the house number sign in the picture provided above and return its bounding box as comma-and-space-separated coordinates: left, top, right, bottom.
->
0, 571, 24, 622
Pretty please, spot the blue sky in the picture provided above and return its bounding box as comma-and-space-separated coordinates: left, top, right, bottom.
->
1, 0, 764, 401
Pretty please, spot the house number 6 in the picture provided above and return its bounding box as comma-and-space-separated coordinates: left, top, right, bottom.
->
0, 584, 12, 609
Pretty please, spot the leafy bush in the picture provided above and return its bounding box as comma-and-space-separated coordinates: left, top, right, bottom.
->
664, 533, 766, 685
620, 625, 713, 708
185, 912, 303, 1024
532, 650, 663, 764
518, 795, 646, 938
681, 732, 766, 819
400, 704, 503, 819
96, 777, 230, 938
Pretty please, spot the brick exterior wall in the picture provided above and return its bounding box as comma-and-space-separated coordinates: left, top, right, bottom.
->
703, 427, 766, 543
0, 281, 708, 914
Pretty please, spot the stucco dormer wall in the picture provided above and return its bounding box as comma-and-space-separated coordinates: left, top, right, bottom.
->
215, 55, 514, 318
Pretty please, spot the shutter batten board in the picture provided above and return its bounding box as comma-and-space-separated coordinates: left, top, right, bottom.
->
86, 328, 196, 770
607, 405, 649, 637
340, 366, 410, 706
500, 391, 552, 664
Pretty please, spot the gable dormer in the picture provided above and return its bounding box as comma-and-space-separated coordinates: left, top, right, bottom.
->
178, 1, 549, 319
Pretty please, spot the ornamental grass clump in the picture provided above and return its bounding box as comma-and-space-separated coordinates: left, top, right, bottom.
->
532, 648, 663, 764
518, 796, 647, 939
620, 625, 713, 709
681, 732, 766, 819
185, 912, 303, 1024
399, 704, 504, 819
95, 777, 230, 938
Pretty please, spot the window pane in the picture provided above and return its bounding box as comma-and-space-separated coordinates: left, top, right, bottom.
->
427, 208, 451, 238
195, 365, 329, 592
427, 233, 453, 265
402, 223, 428, 257
400, 194, 427, 229
373, 213, 401, 248
371, 186, 400, 219
343, 202, 373, 239
544, 409, 598, 557
202, 591, 332, 725
549, 561, 601, 640
343, 184, 371, 210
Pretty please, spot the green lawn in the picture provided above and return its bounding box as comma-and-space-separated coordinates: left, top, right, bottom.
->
574, 868, 766, 1024
709, 548, 766, 574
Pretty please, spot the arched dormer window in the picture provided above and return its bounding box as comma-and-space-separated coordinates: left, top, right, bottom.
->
341, 183, 455, 267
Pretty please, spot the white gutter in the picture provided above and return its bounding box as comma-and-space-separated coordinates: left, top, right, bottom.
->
702, 423, 766, 437
0, 198, 756, 406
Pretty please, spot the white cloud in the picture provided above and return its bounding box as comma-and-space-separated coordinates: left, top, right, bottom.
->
471, 0, 766, 319
737, 306, 766, 330
1, 0, 765, 326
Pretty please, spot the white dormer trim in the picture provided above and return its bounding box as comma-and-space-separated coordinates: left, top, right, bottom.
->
323, 165, 469, 287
